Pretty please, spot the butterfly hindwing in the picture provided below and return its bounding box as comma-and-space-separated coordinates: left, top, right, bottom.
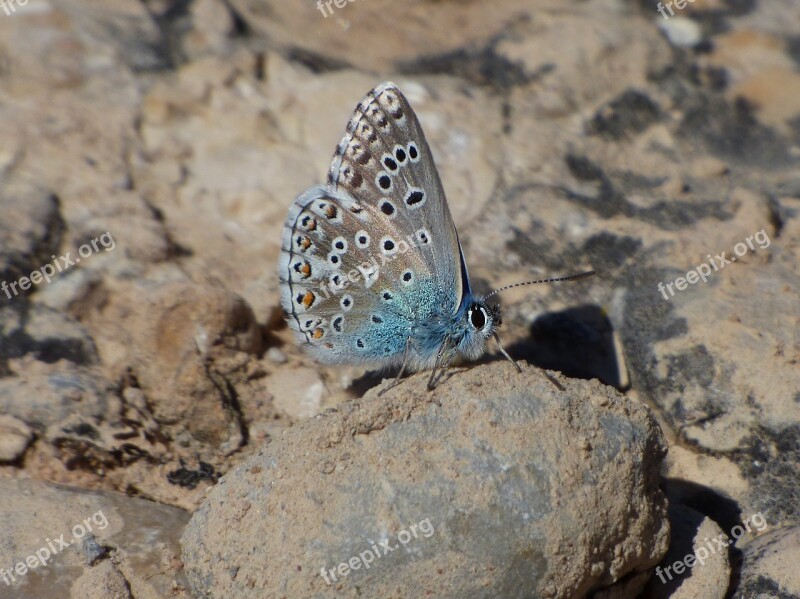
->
280, 185, 434, 366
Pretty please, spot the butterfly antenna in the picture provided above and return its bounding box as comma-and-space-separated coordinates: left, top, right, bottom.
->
484, 270, 595, 300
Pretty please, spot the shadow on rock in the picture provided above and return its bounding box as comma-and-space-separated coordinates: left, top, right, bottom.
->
507, 304, 629, 390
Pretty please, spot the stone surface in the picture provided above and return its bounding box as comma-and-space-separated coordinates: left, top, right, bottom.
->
69, 560, 133, 599
643, 504, 731, 599
0, 415, 33, 462
733, 525, 800, 599
0, 358, 113, 430
0, 478, 190, 599
181, 364, 669, 599
0, 188, 65, 293
106, 282, 263, 454
267, 366, 327, 420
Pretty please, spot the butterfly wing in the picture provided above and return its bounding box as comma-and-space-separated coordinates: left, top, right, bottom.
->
280, 183, 430, 366
328, 82, 469, 301
279, 82, 468, 368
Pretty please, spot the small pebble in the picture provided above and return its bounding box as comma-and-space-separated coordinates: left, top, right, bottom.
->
266, 347, 287, 364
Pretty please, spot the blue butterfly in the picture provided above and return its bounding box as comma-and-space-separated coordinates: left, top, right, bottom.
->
279, 82, 591, 390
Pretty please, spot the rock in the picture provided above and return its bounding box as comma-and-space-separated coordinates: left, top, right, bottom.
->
44, 410, 164, 473
181, 363, 669, 598
1, 0, 799, 596
0, 478, 190, 598
227, 0, 543, 72
587, 89, 662, 140
657, 16, 703, 48
56, 0, 169, 72
31, 268, 105, 316
184, 0, 238, 59
0, 415, 34, 462
11, 304, 99, 366
265, 347, 287, 364
0, 359, 114, 430
106, 282, 263, 454
642, 504, 731, 599
0, 187, 65, 291
69, 560, 132, 599
267, 366, 326, 420
733, 525, 800, 598
78, 533, 109, 565
590, 571, 651, 599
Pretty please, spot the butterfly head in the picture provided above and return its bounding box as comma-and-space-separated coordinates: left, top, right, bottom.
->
456, 299, 502, 360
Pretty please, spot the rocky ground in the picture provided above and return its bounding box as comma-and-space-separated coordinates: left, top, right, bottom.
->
0, 0, 798, 598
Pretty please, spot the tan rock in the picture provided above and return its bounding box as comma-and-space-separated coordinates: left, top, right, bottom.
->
0, 478, 190, 599
267, 366, 327, 420
69, 560, 132, 599
182, 364, 669, 599
0, 415, 33, 462
735, 525, 800, 597
644, 504, 731, 599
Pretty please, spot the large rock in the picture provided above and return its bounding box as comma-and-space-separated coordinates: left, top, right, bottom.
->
182, 363, 669, 598
0, 478, 190, 599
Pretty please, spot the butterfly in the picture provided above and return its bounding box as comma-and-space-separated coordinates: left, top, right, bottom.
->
279, 82, 592, 391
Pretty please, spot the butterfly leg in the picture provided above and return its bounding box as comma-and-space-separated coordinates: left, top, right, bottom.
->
427, 338, 455, 391
377, 338, 413, 397
493, 332, 521, 372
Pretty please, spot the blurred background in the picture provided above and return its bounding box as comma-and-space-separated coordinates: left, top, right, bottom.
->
0, 1, 798, 598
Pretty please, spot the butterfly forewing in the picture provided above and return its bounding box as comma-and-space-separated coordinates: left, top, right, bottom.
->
328, 82, 465, 303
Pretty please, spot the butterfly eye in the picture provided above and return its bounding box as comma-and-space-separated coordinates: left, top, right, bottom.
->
469, 305, 488, 330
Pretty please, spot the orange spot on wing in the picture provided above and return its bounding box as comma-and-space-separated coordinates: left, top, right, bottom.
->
301, 216, 317, 231
302, 291, 315, 308
312, 328, 325, 339
297, 236, 312, 251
